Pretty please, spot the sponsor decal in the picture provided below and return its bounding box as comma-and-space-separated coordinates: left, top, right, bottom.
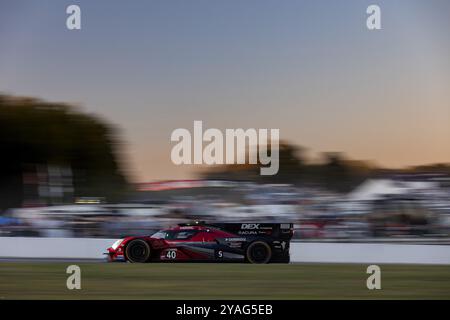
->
241, 223, 260, 230
238, 230, 258, 235
225, 237, 247, 242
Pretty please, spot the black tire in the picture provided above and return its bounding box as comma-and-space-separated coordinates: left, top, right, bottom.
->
125, 239, 151, 263
246, 241, 272, 264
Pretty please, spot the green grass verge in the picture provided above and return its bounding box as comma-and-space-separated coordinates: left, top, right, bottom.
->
0, 262, 449, 299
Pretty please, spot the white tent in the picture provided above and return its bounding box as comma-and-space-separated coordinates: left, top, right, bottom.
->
347, 179, 407, 202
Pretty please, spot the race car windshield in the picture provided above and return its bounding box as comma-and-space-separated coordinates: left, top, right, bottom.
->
151, 230, 197, 240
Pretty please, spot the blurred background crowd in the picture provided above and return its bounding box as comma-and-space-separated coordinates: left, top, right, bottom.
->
1, 94, 449, 241
3, 179, 450, 241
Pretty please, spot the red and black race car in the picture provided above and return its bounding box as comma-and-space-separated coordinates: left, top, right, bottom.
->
106, 221, 293, 264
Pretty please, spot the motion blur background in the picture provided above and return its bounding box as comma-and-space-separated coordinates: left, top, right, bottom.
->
0, 0, 449, 242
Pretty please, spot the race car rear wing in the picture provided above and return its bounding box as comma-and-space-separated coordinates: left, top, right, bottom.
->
177, 221, 294, 240
210, 222, 294, 240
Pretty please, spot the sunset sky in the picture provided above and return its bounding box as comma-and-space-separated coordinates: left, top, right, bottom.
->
1, 0, 449, 182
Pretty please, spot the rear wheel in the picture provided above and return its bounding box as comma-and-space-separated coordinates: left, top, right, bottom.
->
246, 241, 272, 264
125, 239, 151, 263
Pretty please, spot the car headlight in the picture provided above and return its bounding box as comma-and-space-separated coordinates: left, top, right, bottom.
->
111, 239, 123, 250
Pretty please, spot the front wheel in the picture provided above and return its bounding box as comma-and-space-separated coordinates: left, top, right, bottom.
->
125, 239, 151, 263
246, 241, 272, 264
